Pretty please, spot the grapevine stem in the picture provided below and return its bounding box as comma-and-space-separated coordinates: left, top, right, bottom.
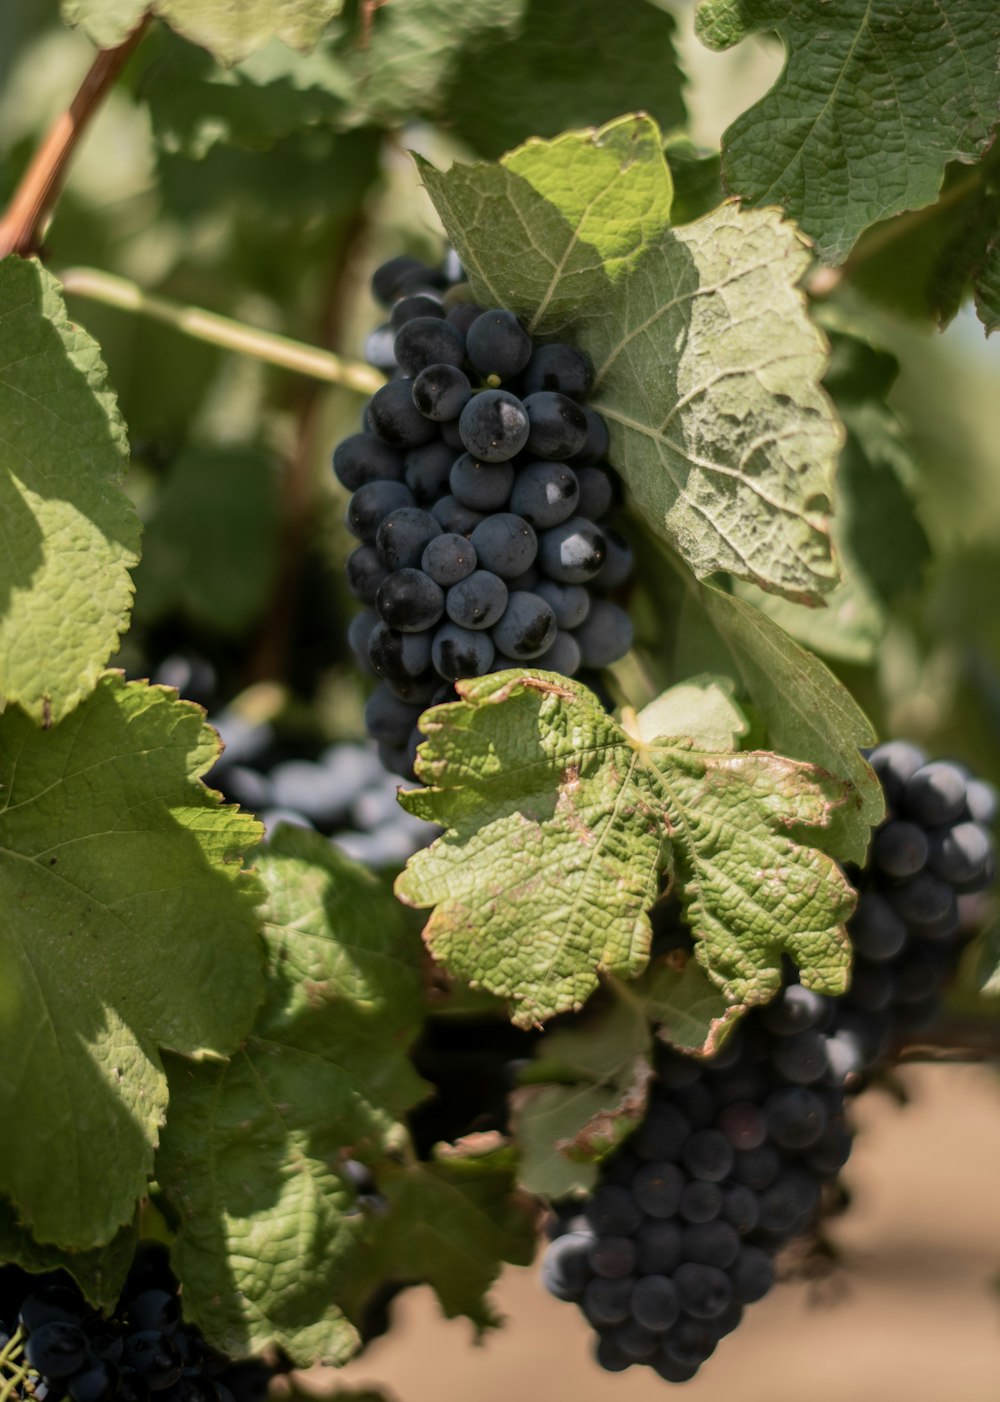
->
0, 15, 153, 259
58, 267, 385, 395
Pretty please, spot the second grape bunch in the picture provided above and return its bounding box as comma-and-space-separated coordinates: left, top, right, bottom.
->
336, 254, 635, 776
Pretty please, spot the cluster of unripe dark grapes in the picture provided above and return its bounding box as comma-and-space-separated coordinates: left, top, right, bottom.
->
337, 253, 634, 775
0, 1245, 277, 1402
540, 743, 996, 1381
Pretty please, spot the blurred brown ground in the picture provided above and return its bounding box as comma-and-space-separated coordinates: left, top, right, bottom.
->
329, 1064, 1000, 1402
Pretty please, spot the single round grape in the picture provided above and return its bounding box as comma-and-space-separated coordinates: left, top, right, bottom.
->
449, 454, 514, 511
635, 1219, 683, 1275
446, 571, 508, 630
393, 316, 465, 376
573, 599, 633, 667
431, 623, 495, 681
631, 1275, 680, 1334
333, 434, 405, 490
582, 1277, 634, 1328
26, 1323, 90, 1378
404, 441, 458, 504
715, 1101, 767, 1151
632, 1161, 684, 1218
588, 1235, 636, 1280
459, 390, 530, 462
465, 309, 532, 381
19, 1286, 87, 1332
575, 465, 614, 519
422, 533, 477, 586
368, 622, 433, 682
804, 1122, 853, 1175
470, 513, 538, 579
613, 1319, 661, 1362
760, 983, 829, 1035
371, 255, 428, 306
678, 1181, 723, 1224
532, 579, 590, 629
375, 568, 444, 632
375, 507, 441, 570
384, 670, 439, 705
682, 1220, 741, 1269
672, 1263, 732, 1320
122, 1333, 183, 1390
769, 1030, 829, 1085
720, 1183, 760, 1235
535, 629, 581, 676
537, 516, 607, 583
346, 544, 390, 604
872, 819, 930, 878
412, 363, 472, 421
570, 406, 611, 464
758, 1170, 820, 1237
491, 591, 558, 659
593, 528, 633, 591
431, 494, 484, 537
893, 945, 948, 1003
848, 892, 908, 961
731, 1143, 781, 1190
508, 461, 580, 528
928, 821, 994, 885
762, 1087, 826, 1149
729, 1245, 774, 1304
366, 379, 438, 448
446, 302, 485, 336
389, 290, 446, 328
888, 871, 957, 927
681, 1128, 733, 1183
632, 1102, 692, 1162
652, 1352, 700, 1383
965, 777, 998, 825
540, 1231, 594, 1302
363, 685, 425, 745
584, 1185, 643, 1236
521, 343, 594, 400
867, 740, 926, 807
594, 1336, 632, 1373
67, 1357, 118, 1402
523, 390, 588, 459
901, 761, 967, 827
346, 480, 415, 542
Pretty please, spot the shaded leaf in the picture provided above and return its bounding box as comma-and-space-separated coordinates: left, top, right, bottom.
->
0, 674, 264, 1248
0, 1202, 137, 1310
397, 671, 857, 1028
338, 1141, 536, 1335
696, 0, 1000, 263
0, 257, 139, 724
158, 828, 427, 1363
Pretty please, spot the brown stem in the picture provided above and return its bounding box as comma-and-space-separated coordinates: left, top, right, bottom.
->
0, 13, 153, 260
893, 1014, 1000, 1065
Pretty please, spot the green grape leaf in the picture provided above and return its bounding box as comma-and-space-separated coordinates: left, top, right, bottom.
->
396, 671, 857, 1028
133, 447, 279, 636
338, 1141, 536, 1334
635, 674, 748, 751
421, 115, 842, 603
695, 586, 884, 862
63, 0, 348, 65
976, 235, 1000, 334
695, 0, 1000, 264
0, 674, 264, 1249
157, 828, 428, 1364
512, 997, 653, 1196
0, 257, 139, 725
641, 952, 743, 1057
735, 331, 929, 664
0, 1201, 137, 1310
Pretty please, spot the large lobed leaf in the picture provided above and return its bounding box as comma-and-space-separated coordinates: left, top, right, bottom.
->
396, 671, 857, 1028
421, 115, 842, 603
0, 258, 139, 725
696, 0, 1000, 264
0, 674, 264, 1249
158, 828, 428, 1364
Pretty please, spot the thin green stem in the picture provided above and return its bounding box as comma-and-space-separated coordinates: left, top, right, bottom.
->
58, 267, 385, 395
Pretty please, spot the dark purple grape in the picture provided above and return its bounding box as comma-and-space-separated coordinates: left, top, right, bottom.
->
26, 1322, 90, 1377
587, 1236, 636, 1279
521, 344, 593, 400
901, 761, 967, 827
404, 441, 458, 504
422, 533, 477, 586
540, 1232, 594, 1302
508, 461, 580, 528
575, 465, 614, 519
393, 317, 465, 376
678, 1181, 723, 1224
346, 480, 415, 542
412, 363, 472, 421
872, 820, 930, 878
446, 571, 508, 630
523, 391, 588, 459
681, 1129, 733, 1182
491, 591, 557, 660
376, 506, 442, 570
459, 390, 530, 462
430, 494, 484, 537
332, 434, 405, 490
469, 514, 538, 579
729, 1245, 774, 1303
631, 1161, 684, 1218
763, 1087, 826, 1149
533, 578, 590, 629
537, 516, 606, 583
465, 309, 532, 381
449, 454, 514, 511
631, 1275, 680, 1333
672, 1263, 732, 1320
367, 379, 437, 448
431, 623, 495, 681
585, 1185, 643, 1236
582, 1277, 633, 1327
375, 569, 444, 632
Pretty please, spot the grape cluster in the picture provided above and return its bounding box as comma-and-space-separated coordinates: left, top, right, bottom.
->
0, 1245, 278, 1402
540, 743, 997, 1381
337, 253, 635, 775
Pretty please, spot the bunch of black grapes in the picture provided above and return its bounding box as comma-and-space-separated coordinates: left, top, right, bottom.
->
539, 743, 996, 1381
0, 1244, 281, 1402
336, 253, 634, 776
